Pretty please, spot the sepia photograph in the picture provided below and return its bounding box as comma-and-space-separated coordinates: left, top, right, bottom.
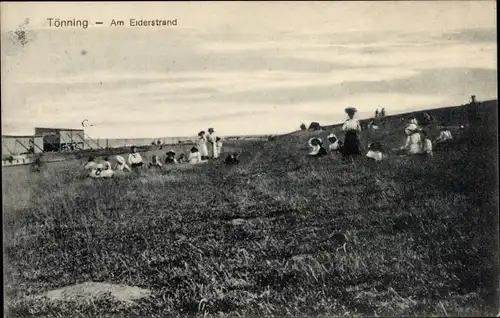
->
1, 1, 499, 316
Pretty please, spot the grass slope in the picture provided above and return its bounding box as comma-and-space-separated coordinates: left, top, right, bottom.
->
3, 102, 499, 317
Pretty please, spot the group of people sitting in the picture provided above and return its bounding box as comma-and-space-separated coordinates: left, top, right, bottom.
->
82, 132, 242, 178
399, 116, 454, 156
307, 107, 455, 162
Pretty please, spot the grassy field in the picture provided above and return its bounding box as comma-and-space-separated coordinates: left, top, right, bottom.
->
3, 103, 499, 317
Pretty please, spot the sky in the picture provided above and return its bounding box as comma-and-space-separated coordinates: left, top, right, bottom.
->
1, 1, 497, 138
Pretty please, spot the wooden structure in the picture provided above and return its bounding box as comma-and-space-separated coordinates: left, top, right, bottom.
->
34, 127, 91, 152
2, 135, 44, 157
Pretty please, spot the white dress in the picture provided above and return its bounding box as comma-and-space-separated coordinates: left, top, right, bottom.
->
207, 133, 218, 158
403, 123, 423, 154
85, 162, 114, 178
197, 136, 209, 157
216, 141, 223, 156
188, 151, 207, 165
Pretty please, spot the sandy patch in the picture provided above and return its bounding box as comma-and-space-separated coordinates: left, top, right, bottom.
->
31, 281, 152, 306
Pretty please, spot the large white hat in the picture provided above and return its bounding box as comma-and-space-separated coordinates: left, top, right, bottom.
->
116, 155, 125, 164
308, 137, 322, 147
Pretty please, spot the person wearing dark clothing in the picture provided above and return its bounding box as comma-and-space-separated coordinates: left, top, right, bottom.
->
224, 153, 240, 165
31, 155, 43, 172
341, 107, 362, 160
164, 151, 177, 164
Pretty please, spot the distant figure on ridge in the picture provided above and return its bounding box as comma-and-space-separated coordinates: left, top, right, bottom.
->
466, 95, 481, 129
197, 131, 209, 160
380, 108, 386, 118
375, 109, 379, 118
341, 107, 362, 161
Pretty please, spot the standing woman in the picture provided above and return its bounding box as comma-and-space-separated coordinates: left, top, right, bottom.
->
341, 107, 362, 161
197, 131, 209, 160
207, 128, 218, 159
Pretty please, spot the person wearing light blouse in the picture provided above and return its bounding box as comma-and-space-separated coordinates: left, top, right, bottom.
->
188, 147, 208, 165
128, 146, 143, 171
341, 107, 362, 160
115, 155, 132, 172
197, 131, 209, 160
401, 117, 424, 154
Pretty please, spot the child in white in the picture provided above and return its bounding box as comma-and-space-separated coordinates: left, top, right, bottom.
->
115, 155, 131, 172
216, 137, 223, 157
197, 131, 209, 160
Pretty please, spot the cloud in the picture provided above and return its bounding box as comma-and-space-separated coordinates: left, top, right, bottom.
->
2, 23, 497, 138
177, 68, 496, 105
439, 28, 496, 43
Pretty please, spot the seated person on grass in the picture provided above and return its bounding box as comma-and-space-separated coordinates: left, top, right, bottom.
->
308, 137, 328, 157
